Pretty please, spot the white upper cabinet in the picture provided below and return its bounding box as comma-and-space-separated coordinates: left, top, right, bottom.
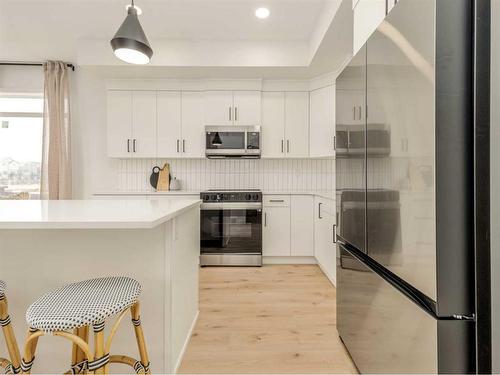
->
107, 90, 156, 158
107, 90, 132, 158
203, 90, 261, 125
310, 85, 335, 158
261, 92, 285, 158
132, 91, 157, 158
233, 91, 262, 125
203, 91, 233, 125
335, 89, 364, 125
285, 92, 309, 158
261, 91, 309, 158
181, 91, 205, 158
157, 91, 182, 158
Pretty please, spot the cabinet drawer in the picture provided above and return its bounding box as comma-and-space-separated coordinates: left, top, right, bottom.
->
263, 195, 290, 207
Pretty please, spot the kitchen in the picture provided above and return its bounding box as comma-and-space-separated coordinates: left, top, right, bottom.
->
0, 0, 496, 374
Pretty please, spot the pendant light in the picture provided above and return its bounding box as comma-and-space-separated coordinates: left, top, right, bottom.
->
110, 0, 153, 64
212, 132, 222, 146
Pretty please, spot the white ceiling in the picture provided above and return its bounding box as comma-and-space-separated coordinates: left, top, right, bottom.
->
0, 0, 353, 78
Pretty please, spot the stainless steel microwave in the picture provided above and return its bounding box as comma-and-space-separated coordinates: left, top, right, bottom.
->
205, 125, 261, 159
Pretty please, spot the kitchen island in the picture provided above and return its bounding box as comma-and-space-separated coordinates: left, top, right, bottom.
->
0, 199, 201, 374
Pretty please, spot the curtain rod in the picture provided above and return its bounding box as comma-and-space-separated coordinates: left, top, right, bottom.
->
0, 62, 75, 71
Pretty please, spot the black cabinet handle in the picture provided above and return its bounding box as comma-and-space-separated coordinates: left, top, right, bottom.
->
127, 139, 130, 153
133, 139, 137, 153
333, 224, 337, 243
318, 202, 322, 219
183, 139, 186, 153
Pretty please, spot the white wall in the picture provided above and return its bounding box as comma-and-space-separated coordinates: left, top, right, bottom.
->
491, 0, 500, 371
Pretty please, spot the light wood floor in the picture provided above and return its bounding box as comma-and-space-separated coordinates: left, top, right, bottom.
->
178, 265, 358, 374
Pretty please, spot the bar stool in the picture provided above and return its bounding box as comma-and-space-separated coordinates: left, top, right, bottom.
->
0, 280, 22, 374
21, 277, 150, 374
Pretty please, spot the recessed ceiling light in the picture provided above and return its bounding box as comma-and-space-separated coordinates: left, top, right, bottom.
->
255, 7, 270, 19
126, 4, 142, 15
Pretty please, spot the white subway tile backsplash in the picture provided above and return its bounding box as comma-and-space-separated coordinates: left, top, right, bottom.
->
116, 158, 336, 192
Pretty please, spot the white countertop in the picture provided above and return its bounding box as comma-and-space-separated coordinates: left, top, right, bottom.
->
94, 190, 336, 200
0, 199, 201, 229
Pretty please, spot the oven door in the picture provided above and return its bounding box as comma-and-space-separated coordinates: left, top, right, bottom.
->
200, 203, 262, 255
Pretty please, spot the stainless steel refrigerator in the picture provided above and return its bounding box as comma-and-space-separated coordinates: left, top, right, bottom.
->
335, 0, 486, 373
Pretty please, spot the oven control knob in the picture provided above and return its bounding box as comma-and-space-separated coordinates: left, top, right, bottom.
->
245, 194, 252, 201
203, 195, 210, 201
252, 194, 259, 201
210, 194, 217, 201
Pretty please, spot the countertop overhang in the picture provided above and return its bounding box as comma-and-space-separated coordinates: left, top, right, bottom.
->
0, 199, 201, 229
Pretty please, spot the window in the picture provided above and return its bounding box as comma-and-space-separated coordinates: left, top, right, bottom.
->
0, 95, 43, 199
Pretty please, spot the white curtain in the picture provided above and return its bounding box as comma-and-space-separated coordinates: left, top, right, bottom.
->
40, 61, 72, 199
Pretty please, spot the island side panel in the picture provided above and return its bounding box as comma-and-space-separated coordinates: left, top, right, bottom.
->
170, 206, 200, 373
0, 226, 168, 374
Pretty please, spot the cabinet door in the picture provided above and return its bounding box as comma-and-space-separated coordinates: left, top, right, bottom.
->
203, 91, 233, 125
107, 90, 132, 158
157, 91, 182, 158
132, 91, 157, 158
233, 91, 261, 125
291, 195, 314, 256
309, 86, 335, 158
263, 207, 290, 256
285, 92, 309, 158
261, 92, 285, 158
181, 91, 205, 158
335, 89, 364, 125
314, 200, 336, 285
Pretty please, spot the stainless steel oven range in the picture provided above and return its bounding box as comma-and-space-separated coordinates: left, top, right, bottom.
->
200, 189, 262, 266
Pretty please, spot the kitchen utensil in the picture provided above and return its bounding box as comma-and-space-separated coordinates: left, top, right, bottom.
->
150, 166, 160, 189
170, 177, 181, 191
157, 163, 170, 191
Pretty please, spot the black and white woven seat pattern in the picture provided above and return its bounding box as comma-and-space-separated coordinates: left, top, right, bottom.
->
0, 280, 5, 297
26, 277, 141, 333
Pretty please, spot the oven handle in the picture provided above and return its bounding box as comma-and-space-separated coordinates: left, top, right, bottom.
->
200, 202, 263, 210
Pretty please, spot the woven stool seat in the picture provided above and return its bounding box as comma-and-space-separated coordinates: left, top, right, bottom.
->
0, 280, 5, 297
26, 277, 141, 333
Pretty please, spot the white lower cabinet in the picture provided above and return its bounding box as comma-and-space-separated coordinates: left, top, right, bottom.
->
290, 195, 314, 256
263, 195, 314, 258
314, 196, 337, 285
263, 196, 291, 256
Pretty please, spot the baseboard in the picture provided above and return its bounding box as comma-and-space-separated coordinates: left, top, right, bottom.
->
263, 256, 317, 264
174, 310, 199, 374
317, 261, 336, 287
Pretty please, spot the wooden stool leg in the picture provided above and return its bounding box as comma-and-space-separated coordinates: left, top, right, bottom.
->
130, 303, 150, 374
92, 323, 105, 375
0, 296, 21, 373
21, 328, 43, 374
71, 326, 89, 373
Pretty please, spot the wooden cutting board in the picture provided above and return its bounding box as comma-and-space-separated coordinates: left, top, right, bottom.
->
156, 163, 170, 191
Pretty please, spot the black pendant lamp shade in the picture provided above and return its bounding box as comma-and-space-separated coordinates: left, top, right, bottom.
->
110, 2, 153, 64
212, 132, 222, 146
